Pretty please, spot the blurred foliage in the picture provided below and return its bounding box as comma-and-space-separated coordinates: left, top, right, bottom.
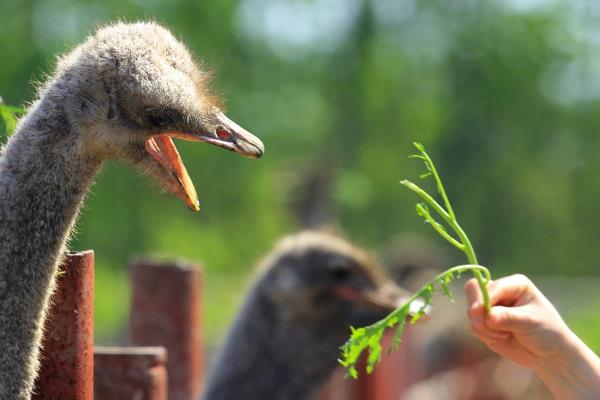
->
0, 100, 24, 139
2, 0, 600, 343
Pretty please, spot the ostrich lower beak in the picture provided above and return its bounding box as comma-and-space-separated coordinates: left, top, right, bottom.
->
145, 135, 200, 211
144, 113, 263, 211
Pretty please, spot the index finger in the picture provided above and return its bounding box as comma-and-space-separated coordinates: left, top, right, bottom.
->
487, 274, 534, 307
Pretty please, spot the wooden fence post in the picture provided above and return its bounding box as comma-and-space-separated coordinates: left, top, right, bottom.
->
129, 259, 203, 400
33, 250, 94, 400
94, 346, 168, 400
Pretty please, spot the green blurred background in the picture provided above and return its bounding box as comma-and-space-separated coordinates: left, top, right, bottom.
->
1, 0, 599, 349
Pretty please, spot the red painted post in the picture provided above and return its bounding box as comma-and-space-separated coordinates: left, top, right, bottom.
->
94, 346, 168, 400
315, 368, 351, 400
129, 259, 203, 400
33, 250, 94, 400
319, 329, 420, 400
352, 330, 417, 399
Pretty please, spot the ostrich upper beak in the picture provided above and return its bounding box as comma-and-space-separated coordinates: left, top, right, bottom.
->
145, 111, 264, 211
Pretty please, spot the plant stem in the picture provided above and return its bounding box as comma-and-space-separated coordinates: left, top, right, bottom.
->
340, 143, 494, 377
400, 180, 452, 224
451, 221, 491, 310
416, 204, 465, 250
383, 264, 490, 327
403, 143, 491, 311
342, 263, 492, 351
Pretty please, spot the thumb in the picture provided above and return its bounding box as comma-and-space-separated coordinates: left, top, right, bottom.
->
486, 305, 534, 333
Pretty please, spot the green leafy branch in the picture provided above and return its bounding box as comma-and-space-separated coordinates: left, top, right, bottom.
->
0, 96, 25, 138
339, 142, 492, 378
401, 142, 490, 310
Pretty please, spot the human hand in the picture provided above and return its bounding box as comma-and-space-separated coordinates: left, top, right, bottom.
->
464, 274, 571, 370
465, 274, 600, 399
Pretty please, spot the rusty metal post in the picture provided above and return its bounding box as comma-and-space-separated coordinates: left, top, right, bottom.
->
94, 346, 168, 400
318, 329, 420, 400
33, 250, 94, 400
315, 368, 352, 400
129, 259, 203, 400
353, 330, 419, 399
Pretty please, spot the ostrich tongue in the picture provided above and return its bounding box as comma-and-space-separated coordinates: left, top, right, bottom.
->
145, 135, 200, 211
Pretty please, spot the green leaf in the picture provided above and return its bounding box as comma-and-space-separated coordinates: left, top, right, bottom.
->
413, 142, 425, 152
391, 313, 407, 349
410, 285, 433, 324
0, 99, 25, 139
440, 273, 455, 302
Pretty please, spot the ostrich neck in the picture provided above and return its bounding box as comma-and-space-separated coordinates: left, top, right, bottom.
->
0, 95, 101, 399
201, 290, 338, 400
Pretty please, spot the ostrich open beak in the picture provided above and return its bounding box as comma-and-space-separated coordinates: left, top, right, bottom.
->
145, 111, 264, 211
334, 282, 430, 318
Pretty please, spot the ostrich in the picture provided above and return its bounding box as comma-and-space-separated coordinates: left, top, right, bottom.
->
0, 22, 264, 399
201, 231, 410, 400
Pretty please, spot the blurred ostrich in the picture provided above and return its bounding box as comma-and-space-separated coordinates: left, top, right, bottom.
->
201, 231, 409, 400
0, 22, 263, 399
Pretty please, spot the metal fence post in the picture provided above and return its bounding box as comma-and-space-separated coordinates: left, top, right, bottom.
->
94, 346, 168, 400
318, 330, 420, 400
129, 259, 203, 400
33, 250, 94, 400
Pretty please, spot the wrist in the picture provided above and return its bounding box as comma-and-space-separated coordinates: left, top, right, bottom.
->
532, 327, 579, 371
532, 329, 600, 399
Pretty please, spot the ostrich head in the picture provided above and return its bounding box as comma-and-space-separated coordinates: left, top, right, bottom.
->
53, 21, 264, 210
257, 232, 409, 336
202, 232, 414, 399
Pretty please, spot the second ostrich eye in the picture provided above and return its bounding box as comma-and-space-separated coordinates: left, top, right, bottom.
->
330, 264, 351, 282
147, 110, 174, 129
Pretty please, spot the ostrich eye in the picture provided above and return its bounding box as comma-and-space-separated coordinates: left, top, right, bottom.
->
146, 109, 174, 129
330, 264, 351, 282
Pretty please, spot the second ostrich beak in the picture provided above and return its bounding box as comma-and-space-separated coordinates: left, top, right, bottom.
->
334, 282, 431, 319
145, 111, 264, 211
